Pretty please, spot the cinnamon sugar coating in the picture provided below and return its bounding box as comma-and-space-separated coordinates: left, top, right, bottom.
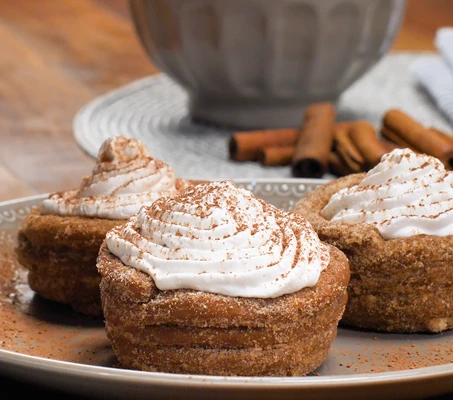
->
97, 242, 349, 376
292, 173, 453, 333
15, 207, 123, 316
15, 180, 202, 317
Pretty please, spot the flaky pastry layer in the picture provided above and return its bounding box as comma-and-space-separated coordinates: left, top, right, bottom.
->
15, 207, 123, 317
292, 173, 453, 333
97, 242, 349, 376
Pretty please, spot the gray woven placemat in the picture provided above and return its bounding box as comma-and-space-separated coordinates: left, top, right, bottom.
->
73, 52, 453, 180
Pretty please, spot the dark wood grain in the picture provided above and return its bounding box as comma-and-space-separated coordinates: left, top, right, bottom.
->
0, 0, 451, 201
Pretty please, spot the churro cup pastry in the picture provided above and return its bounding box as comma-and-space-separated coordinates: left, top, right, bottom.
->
15, 136, 190, 317
292, 148, 453, 333
97, 180, 350, 376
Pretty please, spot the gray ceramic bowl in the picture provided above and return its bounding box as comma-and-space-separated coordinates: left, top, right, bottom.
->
129, 0, 407, 129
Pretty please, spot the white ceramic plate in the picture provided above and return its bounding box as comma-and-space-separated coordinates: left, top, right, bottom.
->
1, 179, 453, 400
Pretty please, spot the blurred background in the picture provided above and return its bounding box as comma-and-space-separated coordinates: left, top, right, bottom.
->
0, 0, 453, 201
392, 0, 453, 50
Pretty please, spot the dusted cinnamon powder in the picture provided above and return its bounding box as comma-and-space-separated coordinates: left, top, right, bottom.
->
0, 228, 114, 366
328, 329, 453, 374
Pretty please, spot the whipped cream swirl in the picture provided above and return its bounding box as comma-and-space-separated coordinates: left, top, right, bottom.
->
105, 180, 330, 298
40, 136, 185, 219
321, 148, 453, 239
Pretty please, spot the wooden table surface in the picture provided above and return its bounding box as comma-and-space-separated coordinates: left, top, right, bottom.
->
1, 2, 453, 399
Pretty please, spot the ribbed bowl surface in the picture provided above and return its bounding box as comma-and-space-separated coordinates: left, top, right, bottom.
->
129, 0, 406, 128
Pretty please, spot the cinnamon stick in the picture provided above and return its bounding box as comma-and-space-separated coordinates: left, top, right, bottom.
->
259, 146, 294, 166
380, 126, 417, 151
332, 122, 364, 173
348, 121, 389, 169
381, 138, 403, 153
291, 103, 336, 178
229, 129, 297, 161
328, 151, 356, 177
429, 128, 453, 169
383, 109, 453, 167
430, 127, 453, 146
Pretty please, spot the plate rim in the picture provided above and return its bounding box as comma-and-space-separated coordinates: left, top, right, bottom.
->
2, 183, 453, 398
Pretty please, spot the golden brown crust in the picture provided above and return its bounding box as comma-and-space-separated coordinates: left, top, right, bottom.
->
292, 174, 453, 333
111, 326, 340, 376
97, 242, 350, 376
14, 180, 203, 317
17, 207, 123, 250
15, 207, 124, 317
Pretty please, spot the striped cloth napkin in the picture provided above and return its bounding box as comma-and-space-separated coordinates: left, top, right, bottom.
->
410, 27, 453, 125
